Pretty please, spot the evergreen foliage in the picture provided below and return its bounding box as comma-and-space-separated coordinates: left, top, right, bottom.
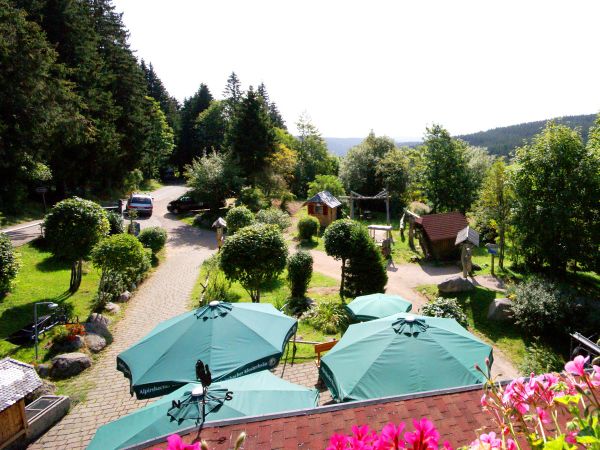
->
220, 224, 288, 303
323, 219, 357, 297
421, 297, 468, 328
307, 175, 346, 199
255, 208, 291, 231
194, 101, 227, 154
298, 216, 320, 241
175, 84, 213, 170
185, 151, 242, 208
137, 227, 167, 254
236, 186, 270, 212
225, 206, 255, 235
343, 225, 388, 298
43, 197, 110, 292
287, 250, 313, 300
106, 211, 124, 235
0, 233, 20, 294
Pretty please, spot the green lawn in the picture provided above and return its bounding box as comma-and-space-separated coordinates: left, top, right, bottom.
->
417, 284, 530, 370
0, 240, 100, 363
191, 265, 342, 363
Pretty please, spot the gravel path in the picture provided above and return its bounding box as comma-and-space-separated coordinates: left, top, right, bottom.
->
29, 186, 217, 450
309, 249, 519, 380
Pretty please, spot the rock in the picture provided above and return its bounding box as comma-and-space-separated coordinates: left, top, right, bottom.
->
50, 353, 92, 379
25, 379, 56, 403
85, 313, 111, 339
52, 335, 85, 353
487, 298, 514, 321
118, 291, 131, 303
84, 333, 107, 353
104, 302, 120, 314
36, 363, 51, 379
438, 276, 475, 293
472, 263, 482, 271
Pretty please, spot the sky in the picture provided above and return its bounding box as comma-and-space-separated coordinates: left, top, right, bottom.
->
113, 0, 600, 139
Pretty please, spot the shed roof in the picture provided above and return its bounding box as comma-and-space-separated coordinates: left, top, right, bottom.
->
0, 358, 42, 412
415, 212, 468, 242
455, 226, 480, 247
303, 191, 342, 209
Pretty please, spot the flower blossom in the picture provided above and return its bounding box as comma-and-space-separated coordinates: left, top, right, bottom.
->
565, 355, 589, 377
404, 418, 440, 450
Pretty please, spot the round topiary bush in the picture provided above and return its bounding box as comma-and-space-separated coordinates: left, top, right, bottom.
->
225, 206, 255, 235
91, 233, 150, 279
420, 297, 468, 328
106, 211, 124, 235
0, 233, 20, 294
298, 216, 319, 241
256, 208, 291, 231
138, 227, 167, 254
287, 251, 313, 300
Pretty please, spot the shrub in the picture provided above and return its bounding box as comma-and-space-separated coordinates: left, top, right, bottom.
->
43, 197, 110, 292
199, 254, 231, 304
92, 234, 150, 285
225, 206, 255, 234
256, 208, 291, 231
105, 211, 124, 235
287, 251, 313, 300
279, 192, 295, 212
92, 271, 128, 309
236, 186, 269, 212
220, 224, 288, 303
306, 174, 346, 198
420, 297, 468, 328
511, 276, 573, 337
298, 216, 319, 241
409, 201, 431, 216
323, 219, 357, 297
343, 225, 388, 298
519, 340, 564, 375
138, 227, 167, 254
0, 233, 20, 294
306, 300, 349, 334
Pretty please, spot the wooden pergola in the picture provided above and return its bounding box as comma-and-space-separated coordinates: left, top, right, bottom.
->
341, 189, 391, 225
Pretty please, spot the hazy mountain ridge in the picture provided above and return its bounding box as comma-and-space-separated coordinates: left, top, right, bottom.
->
324, 137, 421, 156
458, 114, 597, 157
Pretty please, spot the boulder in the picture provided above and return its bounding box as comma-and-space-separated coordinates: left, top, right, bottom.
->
487, 298, 514, 321
85, 313, 111, 339
50, 353, 92, 379
84, 333, 107, 353
118, 291, 131, 303
36, 363, 51, 379
104, 302, 121, 314
438, 276, 475, 293
53, 335, 85, 353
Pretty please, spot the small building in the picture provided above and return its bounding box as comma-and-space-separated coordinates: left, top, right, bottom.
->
415, 212, 468, 260
304, 191, 342, 227
0, 358, 42, 449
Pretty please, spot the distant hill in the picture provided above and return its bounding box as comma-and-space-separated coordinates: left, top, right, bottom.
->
458, 114, 597, 157
325, 137, 421, 156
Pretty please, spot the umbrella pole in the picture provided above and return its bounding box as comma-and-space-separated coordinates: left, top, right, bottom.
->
281, 341, 290, 377
291, 329, 298, 366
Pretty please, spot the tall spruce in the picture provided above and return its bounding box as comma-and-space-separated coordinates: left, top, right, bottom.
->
223, 71, 242, 119
175, 84, 213, 170
226, 87, 277, 184
257, 82, 286, 129
141, 60, 180, 138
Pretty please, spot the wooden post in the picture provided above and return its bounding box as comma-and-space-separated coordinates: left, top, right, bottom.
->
408, 217, 415, 250
491, 253, 495, 276
385, 190, 390, 225
350, 196, 354, 219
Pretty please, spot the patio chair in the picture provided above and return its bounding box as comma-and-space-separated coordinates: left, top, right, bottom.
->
314, 339, 337, 368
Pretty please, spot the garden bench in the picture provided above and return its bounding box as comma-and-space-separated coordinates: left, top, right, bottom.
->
314, 339, 337, 368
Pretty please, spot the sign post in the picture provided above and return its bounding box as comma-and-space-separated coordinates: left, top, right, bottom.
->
485, 243, 499, 276
35, 186, 48, 213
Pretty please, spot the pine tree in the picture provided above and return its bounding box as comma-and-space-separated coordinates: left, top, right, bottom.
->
257, 82, 286, 129
226, 87, 277, 184
141, 60, 180, 137
175, 84, 213, 170
223, 71, 242, 119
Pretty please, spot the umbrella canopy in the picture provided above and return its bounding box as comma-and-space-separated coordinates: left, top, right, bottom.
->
345, 293, 412, 321
88, 371, 318, 450
117, 301, 297, 399
320, 313, 492, 402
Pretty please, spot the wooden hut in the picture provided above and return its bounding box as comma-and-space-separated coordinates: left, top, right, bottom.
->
304, 191, 342, 227
0, 358, 42, 449
415, 212, 468, 260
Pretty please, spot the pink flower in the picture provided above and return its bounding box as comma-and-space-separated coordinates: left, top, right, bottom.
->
535, 407, 551, 424
404, 418, 439, 450
506, 439, 517, 450
565, 431, 578, 444
468, 432, 504, 449
591, 365, 600, 388
480, 394, 488, 407
565, 355, 589, 377
375, 423, 405, 449
163, 434, 200, 450
327, 433, 349, 450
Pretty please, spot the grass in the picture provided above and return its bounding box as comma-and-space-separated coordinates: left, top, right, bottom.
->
0, 240, 101, 364
190, 263, 343, 362
0, 200, 45, 228
139, 178, 164, 192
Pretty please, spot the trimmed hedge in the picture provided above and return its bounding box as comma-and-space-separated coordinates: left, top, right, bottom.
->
298, 216, 319, 241
138, 227, 167, 254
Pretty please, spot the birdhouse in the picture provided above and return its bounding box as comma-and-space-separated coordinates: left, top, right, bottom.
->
303, 191, 341, 227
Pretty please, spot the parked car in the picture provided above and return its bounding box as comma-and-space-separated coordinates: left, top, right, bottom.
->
127, 193, 154, 217
167, 195, 206, 214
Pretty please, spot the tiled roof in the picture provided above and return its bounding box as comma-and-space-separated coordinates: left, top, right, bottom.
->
140, 384, 497, 449
415, 212, 468, 242
0, 357, 42, 412
304, 191, 342, 209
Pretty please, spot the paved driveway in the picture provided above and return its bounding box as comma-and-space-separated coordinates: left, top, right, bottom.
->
29, 186, 217, 449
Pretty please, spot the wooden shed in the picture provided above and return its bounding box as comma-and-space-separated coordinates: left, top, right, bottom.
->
0, 358, 42, 449
303, 191, 342, 227
415, 212, 468, 260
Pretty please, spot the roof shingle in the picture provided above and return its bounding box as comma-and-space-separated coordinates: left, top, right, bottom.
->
0, 357, 42, 412
415, 212, 468, 242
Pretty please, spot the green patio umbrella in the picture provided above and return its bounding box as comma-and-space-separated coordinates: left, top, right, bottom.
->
87, 371, 319, 450
117, 301, 297, 399
320, 313, 492, 402
344, 293, 412, 321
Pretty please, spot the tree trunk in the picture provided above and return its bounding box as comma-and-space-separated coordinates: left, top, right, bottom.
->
339, 258, 346, 299
499, 225, 505, 269
70, 259, 83, 292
